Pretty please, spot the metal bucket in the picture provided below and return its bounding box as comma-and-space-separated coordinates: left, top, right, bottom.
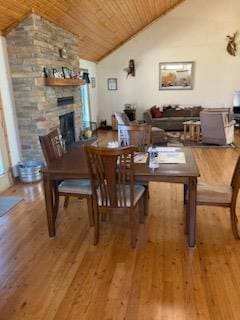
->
18, 160, 44, 183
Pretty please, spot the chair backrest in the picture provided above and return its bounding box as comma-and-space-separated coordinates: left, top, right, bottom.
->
39, 129, 64, 165
114, 112, 130, 125
118, 124, 151, 152
231, 156, 240, 194
85, 145, 135, 208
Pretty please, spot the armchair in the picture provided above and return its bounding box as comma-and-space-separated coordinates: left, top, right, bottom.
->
200, 110, 235, 145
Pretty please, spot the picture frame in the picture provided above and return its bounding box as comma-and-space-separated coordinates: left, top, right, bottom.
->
108, 78, 118, 90
43, 67, 53, 78
159, 62, 194, 90
91, 77, 96, 88
62, 67, 72, 79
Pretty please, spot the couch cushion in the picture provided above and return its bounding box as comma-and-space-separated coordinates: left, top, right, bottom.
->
190, 106, 202, 117
162, 108, 191, 117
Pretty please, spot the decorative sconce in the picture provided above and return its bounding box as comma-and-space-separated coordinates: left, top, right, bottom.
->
226, 31, 238, 56
124, 59, 135, 78
59, 48, 67, 58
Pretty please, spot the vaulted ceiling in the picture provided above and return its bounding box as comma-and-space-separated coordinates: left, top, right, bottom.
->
0, 0, 184, 62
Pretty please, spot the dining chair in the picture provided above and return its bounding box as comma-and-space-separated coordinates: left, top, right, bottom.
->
85, 145, 148, 248
186, 156, 240, 239
118, 124, 151, 152
114, 112, 165, 144
39, 129, 94, 226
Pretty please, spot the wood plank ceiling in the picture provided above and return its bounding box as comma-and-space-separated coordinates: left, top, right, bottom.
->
0, 0, 184, 62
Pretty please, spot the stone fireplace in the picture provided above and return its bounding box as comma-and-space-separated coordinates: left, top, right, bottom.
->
6, 14, 83, 161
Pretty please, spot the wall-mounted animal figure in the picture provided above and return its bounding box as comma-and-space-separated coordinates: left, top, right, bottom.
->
226, 31, 238, 56
124, 59, 135, 77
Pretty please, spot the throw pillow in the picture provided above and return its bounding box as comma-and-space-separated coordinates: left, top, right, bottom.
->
152, 107, 163, 118
150, 105, 157, 117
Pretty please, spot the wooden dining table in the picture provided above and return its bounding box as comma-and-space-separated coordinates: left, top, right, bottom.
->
42, 146, 200, 247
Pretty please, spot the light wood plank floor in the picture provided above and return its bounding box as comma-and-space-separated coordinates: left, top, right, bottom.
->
1, 131, 240, 320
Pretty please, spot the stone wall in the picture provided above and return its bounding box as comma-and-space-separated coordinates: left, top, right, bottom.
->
6, 14, 82, 160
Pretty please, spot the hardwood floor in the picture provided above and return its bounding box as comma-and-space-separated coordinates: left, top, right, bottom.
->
1, 130, 240, 319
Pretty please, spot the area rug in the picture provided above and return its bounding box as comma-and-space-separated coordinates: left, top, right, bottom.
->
0, 196, 23, 217
165, 132, 235, 148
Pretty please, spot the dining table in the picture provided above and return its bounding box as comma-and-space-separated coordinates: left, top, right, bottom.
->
42, 145, 200, 247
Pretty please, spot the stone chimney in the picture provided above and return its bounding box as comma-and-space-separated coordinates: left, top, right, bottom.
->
6, 14, 83, 160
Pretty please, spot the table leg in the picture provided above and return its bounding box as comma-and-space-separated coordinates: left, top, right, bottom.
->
196, 125, 200, 143
184, 124, 187, 141
43, 174, 55, 237
188, 177, 197, 247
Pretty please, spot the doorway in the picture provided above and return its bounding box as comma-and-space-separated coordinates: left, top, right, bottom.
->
0, 96, 11, 192
81, 84, 91, 123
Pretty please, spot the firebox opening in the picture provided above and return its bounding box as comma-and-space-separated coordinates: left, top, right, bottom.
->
59, 112, 75, 150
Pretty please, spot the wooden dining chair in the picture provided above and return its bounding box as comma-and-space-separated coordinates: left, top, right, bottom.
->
39, 129, 94, 226
186, 156, 240, 239
85, 145, 148, 248
118, 124, 151, 152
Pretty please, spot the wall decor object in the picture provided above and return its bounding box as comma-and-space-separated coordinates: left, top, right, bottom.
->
91, 77, 96, 88
108, 78, 118, 90
59, 48, 67, 58
226, 31, 238, 56
159, 62, 194, 90
53, 68, 64, 78
43, 67, 53, 78
124, 59, 135, 77
62, 67, 72, 79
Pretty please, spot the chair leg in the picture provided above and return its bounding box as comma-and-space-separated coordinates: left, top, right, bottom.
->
87, 196, 94, 227
143, 189, 148, 216
93, 203, 99, 245
230, 207, 240, 239
184, 203, 189, 234
184, 184, 188, 205
139, 198, 145, 224
64, 196, 70, 208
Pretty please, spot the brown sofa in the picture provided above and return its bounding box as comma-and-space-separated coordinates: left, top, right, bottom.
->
143, 106, 203, 131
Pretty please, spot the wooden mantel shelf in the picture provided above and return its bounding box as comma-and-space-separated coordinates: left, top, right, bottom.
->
44, 78, 86, 86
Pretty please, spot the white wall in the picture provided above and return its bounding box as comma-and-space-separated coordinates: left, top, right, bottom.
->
97, 0, 240, 124
79, 59, 99, 123
0, 36, 21, 173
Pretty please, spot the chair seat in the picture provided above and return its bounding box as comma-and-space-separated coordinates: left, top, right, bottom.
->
197, 181, 232, 204
58, 179, 92, 195
97, 184, 145, 207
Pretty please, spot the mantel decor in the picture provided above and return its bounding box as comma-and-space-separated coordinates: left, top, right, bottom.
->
159, 62, 194, 90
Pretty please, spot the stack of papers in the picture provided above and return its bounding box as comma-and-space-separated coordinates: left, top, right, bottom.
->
156, 152, 186, 164
134, 153, 148, 163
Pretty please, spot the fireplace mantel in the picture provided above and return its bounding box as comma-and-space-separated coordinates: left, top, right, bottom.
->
44, 78, 86, 86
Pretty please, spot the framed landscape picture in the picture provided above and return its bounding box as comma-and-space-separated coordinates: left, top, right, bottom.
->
159, 62, 194, 90
108, 78, 118, 90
